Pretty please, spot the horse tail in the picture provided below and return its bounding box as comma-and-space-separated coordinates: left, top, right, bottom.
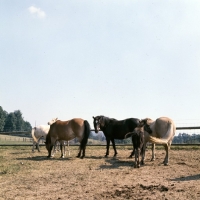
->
31, 127, 38, 143
80, 120, 91, 149
125, 132, 132, 139
148, 136, 168, 145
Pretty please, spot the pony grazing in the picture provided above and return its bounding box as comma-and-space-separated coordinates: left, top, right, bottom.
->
139, 117, 176, 166
31, 125, 50, 152
93, 115, 140, 157
45, 118, 91, 159
47, 118, 70, 158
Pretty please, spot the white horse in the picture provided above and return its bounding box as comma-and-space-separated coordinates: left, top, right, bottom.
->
136, 117, 176, 166
31, 125, 50, 152
47, 118, 70, 158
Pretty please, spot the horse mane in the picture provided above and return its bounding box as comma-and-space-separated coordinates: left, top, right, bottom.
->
100, 116, 117, 127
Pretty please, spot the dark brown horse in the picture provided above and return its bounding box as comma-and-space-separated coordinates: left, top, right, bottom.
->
93, 115, 140, 157
45, 118, 91, 159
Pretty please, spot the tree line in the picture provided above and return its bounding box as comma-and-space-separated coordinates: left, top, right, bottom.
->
173, 133, 200, 144
89, 131, 200, 144
0, 106, 32, 132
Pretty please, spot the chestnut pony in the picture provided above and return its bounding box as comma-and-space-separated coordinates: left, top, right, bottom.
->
45, 118, 90, 159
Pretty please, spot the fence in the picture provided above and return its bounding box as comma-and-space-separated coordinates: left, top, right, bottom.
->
0, 126, 200, 146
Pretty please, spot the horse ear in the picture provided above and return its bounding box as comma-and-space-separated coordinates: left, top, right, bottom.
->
93, 116, 95, 119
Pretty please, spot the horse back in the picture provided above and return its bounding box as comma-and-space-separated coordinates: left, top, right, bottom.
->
104, 118, 140, 139
112, 118, 139, 130
49, 118, 85, 141
34, 125, 50, 138
151, 117, 176, 139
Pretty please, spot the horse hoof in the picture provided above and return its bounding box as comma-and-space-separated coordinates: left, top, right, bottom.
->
105, 155, 108, 158
164, 163, 168, 166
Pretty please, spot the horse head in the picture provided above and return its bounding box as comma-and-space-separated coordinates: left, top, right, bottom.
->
93, 116, 106, 133
139, 118, 152, 134
44, 133, 51, 151
48, 118, 58, 125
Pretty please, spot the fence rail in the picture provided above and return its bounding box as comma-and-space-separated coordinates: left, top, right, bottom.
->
176, 126, 200, 130
0, 143, 200, 147
0, 126, 200, 146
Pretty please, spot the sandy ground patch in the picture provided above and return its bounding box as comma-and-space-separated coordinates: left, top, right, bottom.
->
0, 146, 200, 199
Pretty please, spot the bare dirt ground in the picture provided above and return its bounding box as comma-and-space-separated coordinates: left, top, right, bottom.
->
0, 145, 200, 200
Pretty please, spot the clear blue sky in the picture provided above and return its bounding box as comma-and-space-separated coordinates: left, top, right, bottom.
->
1, 1, 200, 130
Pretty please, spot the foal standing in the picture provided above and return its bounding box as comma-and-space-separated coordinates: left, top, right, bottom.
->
126, 126, 145, 168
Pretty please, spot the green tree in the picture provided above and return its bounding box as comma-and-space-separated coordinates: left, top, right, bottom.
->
24, 121, 32, 132
0, 106, 7, 131
3, 112, 17, 132
14, 110, 24, 131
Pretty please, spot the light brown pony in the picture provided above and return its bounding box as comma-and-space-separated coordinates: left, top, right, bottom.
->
137, 117, 176, 166
45, 118, 91, 159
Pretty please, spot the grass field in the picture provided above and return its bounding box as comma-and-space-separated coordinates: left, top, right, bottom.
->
0, 145, 200, 199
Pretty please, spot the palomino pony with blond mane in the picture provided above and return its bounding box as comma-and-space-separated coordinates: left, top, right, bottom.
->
133, 117, 176, 166
31, 125, 50, 152
46, 118, 91, 159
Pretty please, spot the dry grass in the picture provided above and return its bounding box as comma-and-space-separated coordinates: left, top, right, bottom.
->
0, 146, 200, 200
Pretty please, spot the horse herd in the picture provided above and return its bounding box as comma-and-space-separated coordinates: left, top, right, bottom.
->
31, 115, 176, 168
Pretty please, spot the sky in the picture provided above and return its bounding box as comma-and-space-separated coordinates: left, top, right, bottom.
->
1, 1, 200, 133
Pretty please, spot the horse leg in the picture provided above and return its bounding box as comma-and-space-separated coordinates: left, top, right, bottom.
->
32, 141, 35, 152
52, 140, 59, 157
60, 141, 65, 158
129, 141, 135, 158
80, 146, 86, 159
51, 143, 56, 157
137, 148, 140, 168
47, 144, 54, 158
111, 139, 117, 157
140, 145, 145, 165
63, 141, 66, 157
67, 141, 70, 156
105, 138, 110, 157
77, 146, 81, 158
134, 148, 137, 168
36, 143, 40, 152
151, 143, 156, 161
163, 144, 169, 165
37, 138, 41, 152
129, 150, 135, 158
